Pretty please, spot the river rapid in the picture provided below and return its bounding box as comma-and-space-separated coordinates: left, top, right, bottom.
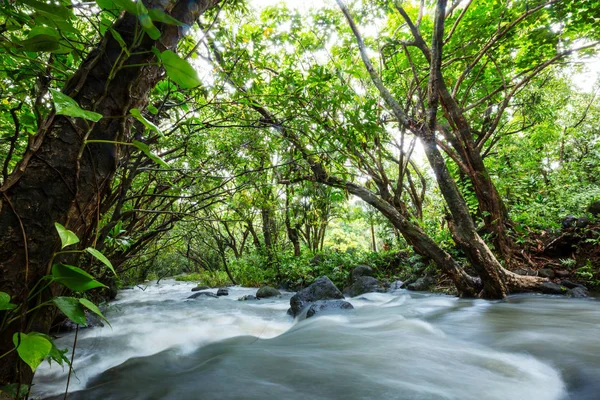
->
32, 280, 600, 400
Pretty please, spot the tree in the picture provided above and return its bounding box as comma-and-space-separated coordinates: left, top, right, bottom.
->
0, 0, 222, 388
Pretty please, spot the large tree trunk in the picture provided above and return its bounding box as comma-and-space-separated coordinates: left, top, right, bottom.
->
0, 0, 220, 388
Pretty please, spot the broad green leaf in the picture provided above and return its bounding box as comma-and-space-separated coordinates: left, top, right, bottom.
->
140, 14, 161, 40
17, 35, 60, 52
148, 9, 184, 26
49, 89, 103, 122
0, 292, 17, 311
103, 0, 139, 15
109, 28, 130, 56
53, 297, 87, 326
132, 140, 169, 168
54, 222, 80, 249
51, 264, 107, 292
160, 50, 201, 89
130, 108, 163, 136
79, 298, 111, 327
86, 247, 116, 275
21, 0, 72, 19
13, 332, 53, 372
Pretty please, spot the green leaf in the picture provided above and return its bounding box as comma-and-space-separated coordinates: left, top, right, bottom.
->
16, 34, 60, 52
21, 0, 72, 19
86, 247, 116, 276
79, 298, 111, 327
140, 14, 161, 40
54, 222, 80, 249
0, 292, 17, 311
51, 264, 107, 292
109, 28, 130, 56
130, 108, 163, 136
49, 89, 103, 122
160, 50, 201, 89
148, 9, 185, 26
103, 0, 139, 15
132, 140, 169, 168
53, 297, 87, 326
13, 332, 53, 372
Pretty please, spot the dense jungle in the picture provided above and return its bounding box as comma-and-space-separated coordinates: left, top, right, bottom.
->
0, 0, 599, 399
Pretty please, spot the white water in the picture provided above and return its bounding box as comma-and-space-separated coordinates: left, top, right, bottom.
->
32, 280, 600, 399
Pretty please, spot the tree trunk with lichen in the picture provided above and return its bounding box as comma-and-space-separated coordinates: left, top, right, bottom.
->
0, 0, 220, 389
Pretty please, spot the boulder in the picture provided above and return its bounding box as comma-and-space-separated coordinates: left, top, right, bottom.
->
305, 300, 354, 319
238, 295, 260, 301
576, 216, 589, 229
289, 276, 344, 317
216, 288, 229, 296
351, 265, 374, 279
388, 280, 405, 291
567, 286, 589, 298
407, 276, 435, 291
587, 200, 600, 217
256, 286, 281, 299
345, 276, 385, 297
555, 270, 571, 278
187, 292, 218, 299
191, 286, 210, 292
561, 215, 578, 230
539, 282, 564, 295
538, 269, 555, 279
560, 280, 586, 289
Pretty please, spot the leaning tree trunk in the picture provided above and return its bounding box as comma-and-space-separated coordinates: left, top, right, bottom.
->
0, 0, 220, 387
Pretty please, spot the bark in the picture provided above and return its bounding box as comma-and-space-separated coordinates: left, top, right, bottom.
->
0, 0, 221, 388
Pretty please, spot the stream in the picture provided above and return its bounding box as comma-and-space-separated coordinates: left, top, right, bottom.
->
32, 280, 600, 400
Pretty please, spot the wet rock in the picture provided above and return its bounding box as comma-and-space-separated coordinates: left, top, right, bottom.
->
538, 269, 555, 279
345, 276, 385, 297
576, 216, 589, 229
191, 286, 210, 292
187, 292, 218, 299
217, 288, 229, 296
560, 280, 585, 289
351, 265, 374, 279
256, 286, 281, 299
305, 300, 354, 319
539, 282, 564, 295
561, 215, 577, 230
238, 295, 260, 301
567, 286, 589, 298
388, 280, 405, 291
407, 277, 435, 291
289, 276, 344, 317
587, 200, 600, 217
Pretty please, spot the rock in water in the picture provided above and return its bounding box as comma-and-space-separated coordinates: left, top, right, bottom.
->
345, 276, 385, 297
191, 286, 210, 292
567, 286, 589, 298
539, 282, 564, 295
344, 265, 385, 297
407, 277, 435, 291
306, 300, 354, 319
256, 286, 281, 299
187, 292, 218, 299
238, 295, 260, 301
351, 265, 374, 279
388, 280, 405, 291
217, 288, 229, 296
289, 276, 344, 317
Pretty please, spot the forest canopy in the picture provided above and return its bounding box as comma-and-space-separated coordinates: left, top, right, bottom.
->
0, 0, 599, 392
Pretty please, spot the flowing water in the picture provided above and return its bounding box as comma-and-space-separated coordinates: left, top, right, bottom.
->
32, 280, 600, 400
